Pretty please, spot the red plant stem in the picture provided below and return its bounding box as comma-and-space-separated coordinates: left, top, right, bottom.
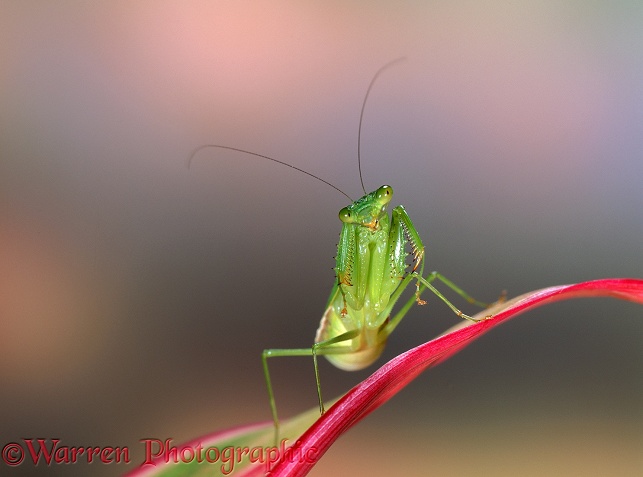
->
268, 278, 643, 476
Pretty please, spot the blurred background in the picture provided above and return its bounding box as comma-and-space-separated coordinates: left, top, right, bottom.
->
1, 2, 641, 476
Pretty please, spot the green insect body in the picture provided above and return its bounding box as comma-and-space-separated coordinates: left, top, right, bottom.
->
316, 185, 423, 372
188, 60, 494, 443
262, 184, 490, 442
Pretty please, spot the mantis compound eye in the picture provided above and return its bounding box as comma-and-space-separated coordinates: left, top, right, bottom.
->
338, 207, 353, 223
375, 185, 393, 203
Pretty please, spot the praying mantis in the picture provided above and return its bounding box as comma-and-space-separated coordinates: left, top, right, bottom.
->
190, 59, 494, 441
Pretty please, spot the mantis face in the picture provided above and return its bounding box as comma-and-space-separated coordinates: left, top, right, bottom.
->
338, 185, 393, 231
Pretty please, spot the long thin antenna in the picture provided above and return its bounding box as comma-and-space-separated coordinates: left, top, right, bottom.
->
187, 144, 353, 202
357, 57, 407, 194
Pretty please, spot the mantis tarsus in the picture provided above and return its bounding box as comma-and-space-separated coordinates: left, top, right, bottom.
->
190, 59, 494, 442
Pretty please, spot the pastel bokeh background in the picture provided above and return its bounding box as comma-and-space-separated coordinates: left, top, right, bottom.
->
1, 2, 641, 476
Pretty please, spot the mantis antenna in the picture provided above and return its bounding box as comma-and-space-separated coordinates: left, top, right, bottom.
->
188, 57, 406, 202
356, 57, 407, 194
187, 144, 353, 202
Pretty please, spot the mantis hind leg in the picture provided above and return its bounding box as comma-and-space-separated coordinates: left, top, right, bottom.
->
426, 271, 493, 308
383, 270, 494, 340
261, 329, 360, 442
413, 271, 491, 322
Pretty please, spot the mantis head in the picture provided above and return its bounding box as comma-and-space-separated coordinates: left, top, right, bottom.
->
338, 185, 393, 231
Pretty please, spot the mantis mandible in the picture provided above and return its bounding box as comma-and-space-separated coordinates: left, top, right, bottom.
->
190, 59, 493, 441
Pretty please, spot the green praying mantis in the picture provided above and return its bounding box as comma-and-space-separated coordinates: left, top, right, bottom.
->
190, 59, 495, 442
